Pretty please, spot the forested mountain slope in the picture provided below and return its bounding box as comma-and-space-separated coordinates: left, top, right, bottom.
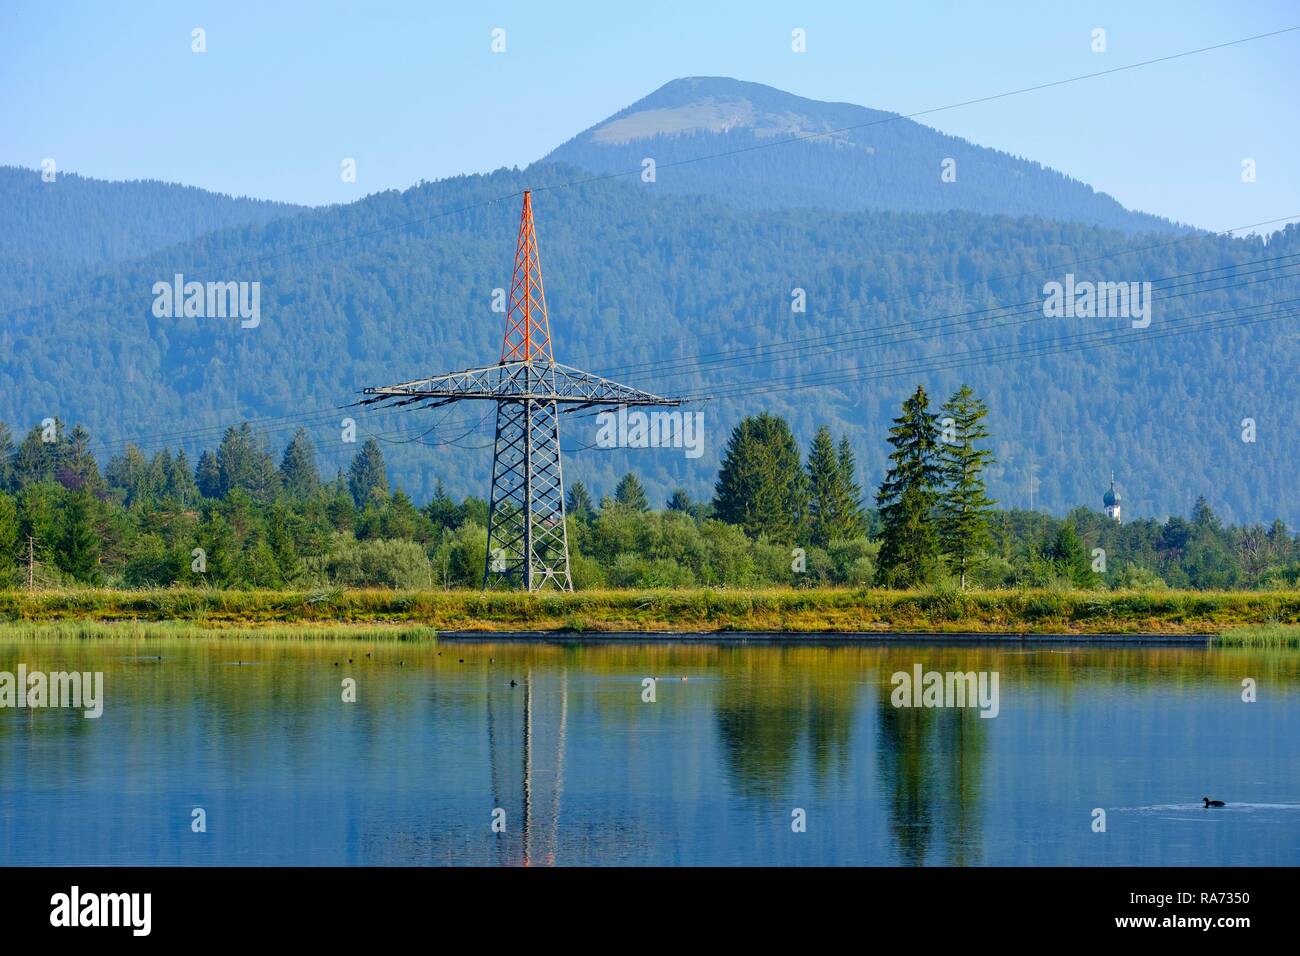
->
1, 163, 1296, 525
0, 165, 303, 268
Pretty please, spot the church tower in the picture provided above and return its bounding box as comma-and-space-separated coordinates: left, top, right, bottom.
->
1103, 472, 1122, 523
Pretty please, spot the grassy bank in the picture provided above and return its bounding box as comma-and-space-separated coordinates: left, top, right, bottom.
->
1, 587, 1299, 637
1217, 623, 1300, 647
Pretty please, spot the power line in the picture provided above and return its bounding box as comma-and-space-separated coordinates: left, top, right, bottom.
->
22, 296, 1300, 474
691, 296, 1299, 401
19, 210, 1299, 456
577, 212, 1300, 370
610, 250, 1300, 384
686, 296, 1300, 402
86, 404, 492, 461
35, 251, 1300, 460
12, 219, 1282, 461
634, 263, 1300, 391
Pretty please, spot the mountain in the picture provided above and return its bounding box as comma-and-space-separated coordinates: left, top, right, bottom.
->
547, 77, 1181, 233
1, 162, 1296, 526
0, 165, 303, 272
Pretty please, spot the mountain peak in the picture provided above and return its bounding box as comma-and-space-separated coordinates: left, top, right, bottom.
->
544, 77, 1177, 234
579, 76, 886, 146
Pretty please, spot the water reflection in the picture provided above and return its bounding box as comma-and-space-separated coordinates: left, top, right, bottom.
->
0, 639, 1296, 866
876, 702, 988, 865
484, 669, 569, 866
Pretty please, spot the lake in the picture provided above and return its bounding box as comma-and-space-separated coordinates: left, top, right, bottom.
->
1, 637, 1296, 866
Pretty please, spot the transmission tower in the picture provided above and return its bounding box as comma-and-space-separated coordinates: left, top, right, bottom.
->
361, 191, 682, 591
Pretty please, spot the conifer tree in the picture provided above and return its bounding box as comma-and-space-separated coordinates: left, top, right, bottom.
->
280, 428, 321, 499
614, 473, 649, 512
938, 385, 996, 588
566, 480, 595, 520
348, 438, 389, 507
875, 385, 943, 587
63, 424, 102, 492
836, 437, 866, 537
666, 488, 693, 513
327, 469, 356, 531
217, 423, 280, 501
195, 450, 221, 499
426, 480, 462, 530
169, 449, 199, 504
713, 413, 805, 542
806, 426, 864, 546
59, 489, 100, 582
12, 421, 60, 489
1047, 524, 1096, 587
147, 450, 171, 501
266, 501, 299, 581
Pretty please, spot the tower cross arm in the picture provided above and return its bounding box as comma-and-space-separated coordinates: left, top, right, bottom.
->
362, 361, 683, 407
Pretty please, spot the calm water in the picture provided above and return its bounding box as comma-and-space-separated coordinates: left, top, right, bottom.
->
1, 637, 1297, 866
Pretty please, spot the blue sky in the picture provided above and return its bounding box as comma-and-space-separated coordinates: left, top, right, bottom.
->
2, 0, 1297, 231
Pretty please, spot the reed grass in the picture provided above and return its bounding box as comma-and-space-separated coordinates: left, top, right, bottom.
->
0, 618, 441, 642
0, 586, 1297, 637
1216, 623, 1300, 647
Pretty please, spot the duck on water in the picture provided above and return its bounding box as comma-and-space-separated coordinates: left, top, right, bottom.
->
1203, 797, 1226, 808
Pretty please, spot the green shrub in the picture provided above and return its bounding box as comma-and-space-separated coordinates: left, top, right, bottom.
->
323, 536, 433, 589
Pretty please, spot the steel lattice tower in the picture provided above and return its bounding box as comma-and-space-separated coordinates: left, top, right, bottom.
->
362, 191, 681, 591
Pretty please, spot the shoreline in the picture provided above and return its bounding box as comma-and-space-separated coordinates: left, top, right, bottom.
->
1, 587, 1297, 644
437, 630, 1218, 645
0, 621, 1226, 646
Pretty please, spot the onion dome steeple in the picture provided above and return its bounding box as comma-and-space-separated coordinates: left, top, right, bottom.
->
1103, 472, 1122, 522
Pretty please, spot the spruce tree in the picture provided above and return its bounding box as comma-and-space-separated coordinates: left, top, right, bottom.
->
348, 437, 389, 507
836, 437, 866, 538
426, 480, 462, 530
59, 489, 100, 582
938, 385, 996, 588
19, 483, 61, 553
614, 473, 649, 512
105, 446, 145, 502
713, 413, 805, 542
12, 422, 59, 489
875, 385, 943, 587
1047, 524, 1096, 587
266, 501, 299, 581
169, 449, 199, 504
327, 469, 356, 531
217, 423, 280, 502
195, 450, 221, 499
280, 428, 321, 499
666, 488, 693, 513
566, 480, 595, 520
146, 450, 171, 501
806, 426, 864, 547
63, 424, 102, 492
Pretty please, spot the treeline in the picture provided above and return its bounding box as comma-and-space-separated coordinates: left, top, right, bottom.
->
0, 391, 1296, 591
